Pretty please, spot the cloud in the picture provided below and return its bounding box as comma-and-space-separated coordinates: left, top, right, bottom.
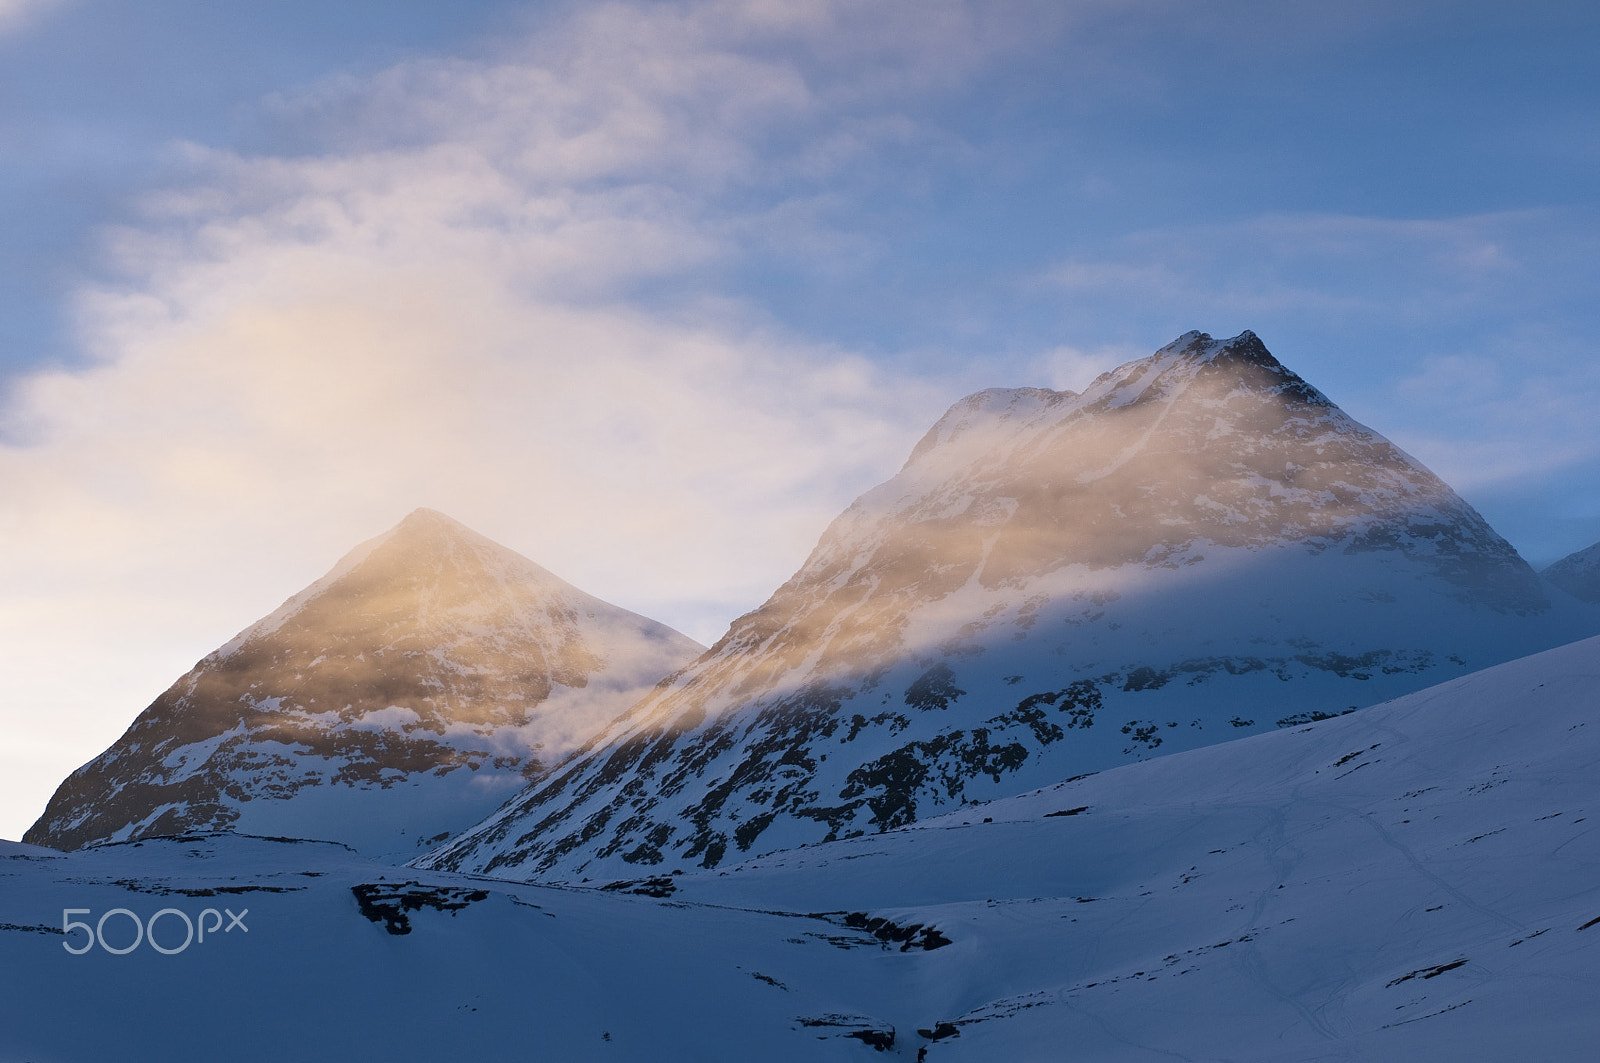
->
2, 0, 1060, 836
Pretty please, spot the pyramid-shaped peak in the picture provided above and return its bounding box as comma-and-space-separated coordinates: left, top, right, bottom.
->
396, 506, 464, 530
1159, 328, 1267, 360
1128, 327, 1286, 377
903, 331, 1324, 479
210, 509, 573, 660
845, 329, 1542, 611
25, 509, 704, 855
334, 508, 577, 596
1072, 329, 1328, 415
379, 507, 508, 553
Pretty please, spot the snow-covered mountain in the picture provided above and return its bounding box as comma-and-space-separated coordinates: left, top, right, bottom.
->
1544, 539, 1600, 603
23, 509, 703, 857
4, 629, 1597, 1061
424, 330, 1597, 883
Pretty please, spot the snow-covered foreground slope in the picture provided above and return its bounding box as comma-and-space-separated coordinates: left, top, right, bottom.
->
428, 331, 1597, 883
0, 834, 916, 1062
4, 634, 1597, 1060
24, 509, 702, 858
657, 632, 1600, 1060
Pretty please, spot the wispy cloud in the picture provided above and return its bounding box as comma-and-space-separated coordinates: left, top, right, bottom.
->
0, 0, 1060, 830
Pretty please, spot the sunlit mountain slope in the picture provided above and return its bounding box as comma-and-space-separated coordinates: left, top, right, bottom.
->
24, 509, 703, 856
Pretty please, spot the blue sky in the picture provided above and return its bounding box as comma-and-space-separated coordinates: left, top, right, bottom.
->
2, 0, 1598, 838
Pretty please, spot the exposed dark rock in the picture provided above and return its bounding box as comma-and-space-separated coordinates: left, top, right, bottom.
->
350, 881, 489, 935
798, 1014, 896, 1050
905, 663, 966, 711
838, 911, 952, 951
597, 875, 677, 898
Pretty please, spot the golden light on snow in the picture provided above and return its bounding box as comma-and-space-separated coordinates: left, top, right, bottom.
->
22, 509, 706, 853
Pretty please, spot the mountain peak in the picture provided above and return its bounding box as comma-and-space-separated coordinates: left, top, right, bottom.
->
1157, 328, 1264, 360
1174, 328, 1287, 375
25, 513, 703, 856
903, 331, 1300, 474
1071, 329, 1329, 418
423, 332, 1582, 885
372, 507, 523, 561
394, 506, 466, 533
1544, 539, 1600, 603
213, 508, 571, 659
878, 330, 1517, 596
1165, 327, 1261, 356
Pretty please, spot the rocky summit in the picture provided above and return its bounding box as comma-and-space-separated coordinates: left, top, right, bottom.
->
423, 331, 1597, 883
24, 509, 703, 856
